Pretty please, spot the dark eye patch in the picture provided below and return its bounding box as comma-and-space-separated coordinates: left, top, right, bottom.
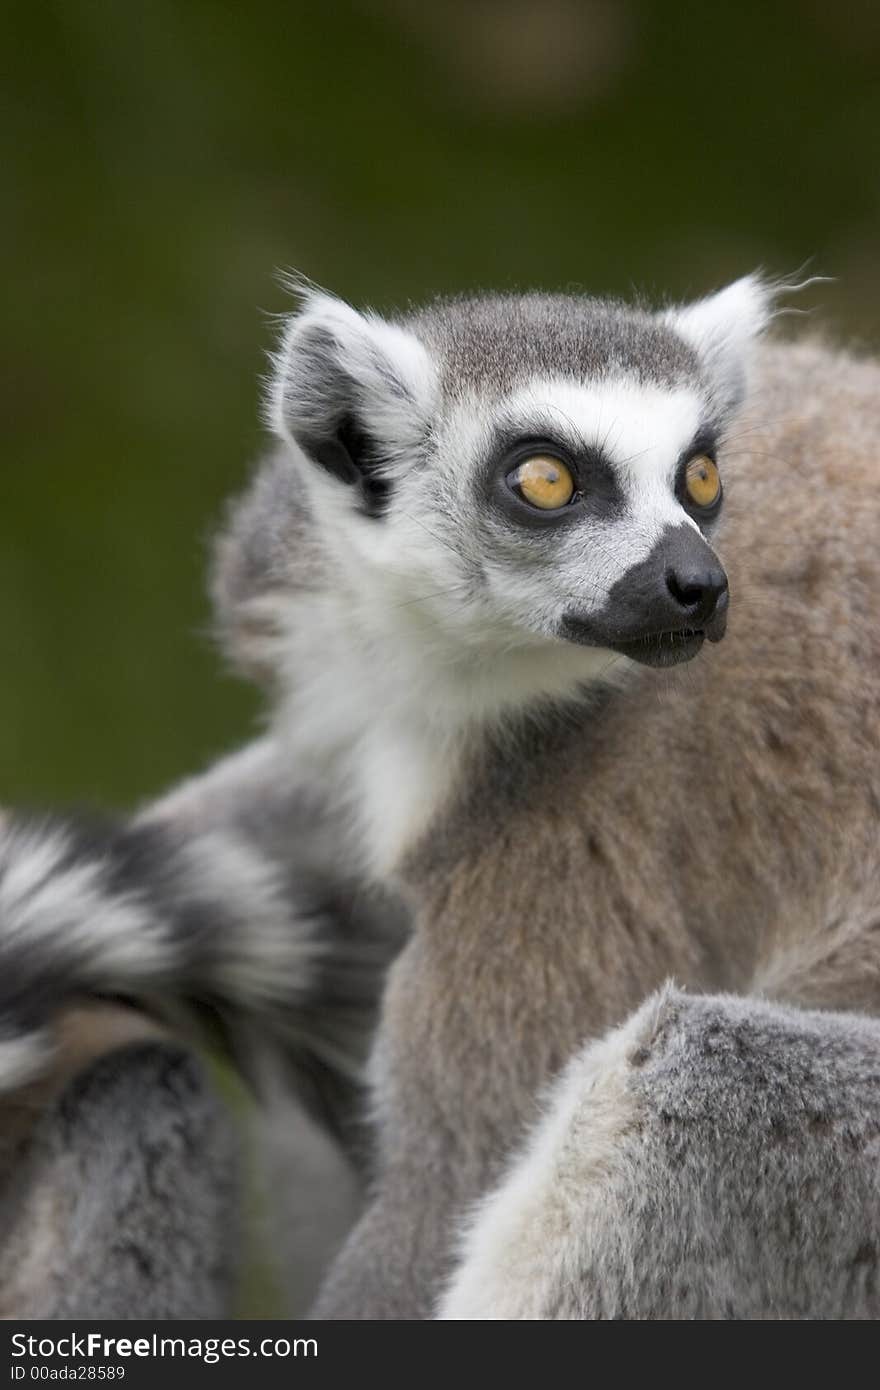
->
674, 425, 724, 527
480, 431, 626, 531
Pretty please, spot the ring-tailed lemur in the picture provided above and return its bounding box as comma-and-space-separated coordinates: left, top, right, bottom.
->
5, 276, 880, 1317
230, 276, 879, 1317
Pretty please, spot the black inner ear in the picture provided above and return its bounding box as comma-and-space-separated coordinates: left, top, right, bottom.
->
293, 412, 392, 519
337, 415, 392, 516
284, 324, 399, 517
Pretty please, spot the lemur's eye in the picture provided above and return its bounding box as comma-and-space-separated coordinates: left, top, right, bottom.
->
508, 456, 575, 510
684, 454, 721, 510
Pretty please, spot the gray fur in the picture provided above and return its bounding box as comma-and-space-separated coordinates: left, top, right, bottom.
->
247, 1047, 363, 1315
440, 990, 880, 1318
142, 740, 408, 1149
0, 1042, 237, 1318
406, 291, 703, 397
210, 460, 321, 688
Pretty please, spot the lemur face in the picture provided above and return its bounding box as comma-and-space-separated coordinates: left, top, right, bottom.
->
433, 368, 728, 670
269, 278, 773, 671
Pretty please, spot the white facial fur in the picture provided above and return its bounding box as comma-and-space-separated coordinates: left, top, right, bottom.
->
451, 375, 706, 632
662, 273, 775, 413
260, 277, 774, 875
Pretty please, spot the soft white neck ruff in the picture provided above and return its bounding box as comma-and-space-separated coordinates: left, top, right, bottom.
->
271, 577, 619, 881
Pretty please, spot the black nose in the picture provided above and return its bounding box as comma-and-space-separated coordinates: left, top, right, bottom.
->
666, 563, 729, 623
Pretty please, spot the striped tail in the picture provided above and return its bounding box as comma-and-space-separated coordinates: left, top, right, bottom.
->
0, 740, 405, 1098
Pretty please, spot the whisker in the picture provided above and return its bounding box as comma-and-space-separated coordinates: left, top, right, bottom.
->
400, 509, 482, 575
539, 400, 585, 443
389, 583, 473, 613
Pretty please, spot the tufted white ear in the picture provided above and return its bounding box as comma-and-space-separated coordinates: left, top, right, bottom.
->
662, 273, 777, 414
267, 288, 437, 515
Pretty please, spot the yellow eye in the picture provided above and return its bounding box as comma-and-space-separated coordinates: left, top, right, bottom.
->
684, 454, 721, 509
510, 455, 576, 511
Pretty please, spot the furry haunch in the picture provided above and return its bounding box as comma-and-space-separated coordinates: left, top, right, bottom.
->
439, 989, 880, 1320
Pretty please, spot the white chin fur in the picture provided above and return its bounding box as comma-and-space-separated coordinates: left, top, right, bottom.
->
271, 588, 624, 880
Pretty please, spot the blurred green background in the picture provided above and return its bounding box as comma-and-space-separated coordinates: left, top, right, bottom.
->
5, 0, 880, 811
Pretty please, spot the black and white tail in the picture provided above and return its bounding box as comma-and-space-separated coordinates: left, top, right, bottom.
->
0, 739, 405, 1098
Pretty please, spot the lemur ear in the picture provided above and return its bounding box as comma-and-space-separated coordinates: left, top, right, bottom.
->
662, 273, 776, 413
268, 289, 437, 516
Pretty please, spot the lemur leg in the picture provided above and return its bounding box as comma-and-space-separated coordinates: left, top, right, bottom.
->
0, 1005, 237, 1319
438, 988, 880, 1319
0, 1002, 166, 1174
245, 1046, 362, 1316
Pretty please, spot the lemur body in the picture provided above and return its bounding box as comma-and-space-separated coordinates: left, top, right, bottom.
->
3, 279, 880, 1316
223, 283, 880, 1316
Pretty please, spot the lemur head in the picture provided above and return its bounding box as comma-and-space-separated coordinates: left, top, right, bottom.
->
253, 278, 775, 680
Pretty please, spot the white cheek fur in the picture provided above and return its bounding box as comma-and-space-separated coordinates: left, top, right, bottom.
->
477, 377, 706, 619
